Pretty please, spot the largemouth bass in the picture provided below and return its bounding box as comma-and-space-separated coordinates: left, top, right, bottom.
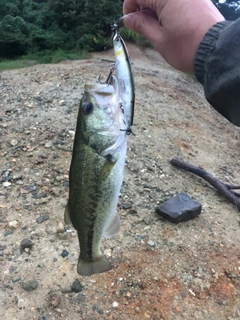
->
65, 75, 128, 276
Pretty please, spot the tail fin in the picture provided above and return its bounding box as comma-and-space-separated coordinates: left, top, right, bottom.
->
77, 254, 112, 276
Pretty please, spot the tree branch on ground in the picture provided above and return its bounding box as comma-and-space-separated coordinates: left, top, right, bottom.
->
170, 157, 240, 211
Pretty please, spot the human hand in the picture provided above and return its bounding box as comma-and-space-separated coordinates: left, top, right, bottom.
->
123, 0, 224, 72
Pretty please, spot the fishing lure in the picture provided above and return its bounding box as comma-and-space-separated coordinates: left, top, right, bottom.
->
99, 21, 135, 131
111, 22, 135, 129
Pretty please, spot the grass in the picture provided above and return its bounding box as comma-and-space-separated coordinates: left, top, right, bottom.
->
0, 30, 150, 72
0, 49, 90, 71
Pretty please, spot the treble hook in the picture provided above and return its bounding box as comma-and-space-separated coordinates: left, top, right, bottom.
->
111, 22, 121, 41
98, 65, 115, 84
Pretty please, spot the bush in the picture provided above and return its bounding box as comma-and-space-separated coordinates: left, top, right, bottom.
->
0, 0, 124, 59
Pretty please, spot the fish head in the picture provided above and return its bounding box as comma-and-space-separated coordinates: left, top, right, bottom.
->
79, 75, 127, 155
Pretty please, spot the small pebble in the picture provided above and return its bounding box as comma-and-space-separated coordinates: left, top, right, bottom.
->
103, 248, 112, 257
47, 293, 61, 307
12, 173, 22, 180
56, 222, 64, 233
71, 279, 83, 292
36, 214, 49, 224
68, 130, 75, 137
112, 301, 119, 308
147, 240, 155, 247
122, 202, 132, 209
20, 238, 34, 250
22, 279, 38, 291
61, 249, 69, 258
75, 293, 85, 301
10, 139, 18, 146
16, 180, 24, 185
52, 187, 61, 197
4, 230, 13, 236
59, 100, 65, 106
3, 181, 11, 187
45, 141, 53, 148
9, 220, 18, 228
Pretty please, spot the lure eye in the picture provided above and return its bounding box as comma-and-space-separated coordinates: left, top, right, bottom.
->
83, 102, 93, 115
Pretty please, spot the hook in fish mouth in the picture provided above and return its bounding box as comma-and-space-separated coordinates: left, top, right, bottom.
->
98, 65, 115, 84
120, 127, 135, 136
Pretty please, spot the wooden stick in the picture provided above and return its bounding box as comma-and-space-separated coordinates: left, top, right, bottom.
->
224, 184, 240, 190
170, 157, 240, 211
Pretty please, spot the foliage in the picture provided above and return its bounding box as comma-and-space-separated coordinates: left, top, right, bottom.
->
212, 0, 240, 20
0, 0, 122, 59
0, 49, 89, 71
120, 27, 152, 47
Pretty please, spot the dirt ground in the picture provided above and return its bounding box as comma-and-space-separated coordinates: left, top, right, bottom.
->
0, 44, 240, 320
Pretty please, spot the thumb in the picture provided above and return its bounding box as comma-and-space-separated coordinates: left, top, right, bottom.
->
123, 11, 164, 50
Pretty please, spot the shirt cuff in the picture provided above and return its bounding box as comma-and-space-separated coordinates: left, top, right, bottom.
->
194, 20, 231, 85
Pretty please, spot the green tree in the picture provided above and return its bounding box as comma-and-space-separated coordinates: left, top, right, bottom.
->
0, 0, 123, 58
47, 0, 122, 51
212, 0, 240, 20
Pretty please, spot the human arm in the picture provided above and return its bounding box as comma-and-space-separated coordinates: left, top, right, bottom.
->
194, 18, 240, 126
123, 0, 224, 73
123, 0, 240, 126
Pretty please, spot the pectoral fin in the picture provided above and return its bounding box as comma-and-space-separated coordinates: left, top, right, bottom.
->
99, 154, 117, 181
104, 212, 121, 239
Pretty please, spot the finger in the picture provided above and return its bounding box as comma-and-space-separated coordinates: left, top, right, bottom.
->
123, 11, 164, 50
123, 0, 159, 15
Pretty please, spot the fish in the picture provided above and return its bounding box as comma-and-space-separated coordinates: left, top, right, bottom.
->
112, 23, 135, 130
64, 75, 128, 276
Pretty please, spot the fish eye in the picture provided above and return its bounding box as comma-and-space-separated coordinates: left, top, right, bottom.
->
83, 102, 93, 115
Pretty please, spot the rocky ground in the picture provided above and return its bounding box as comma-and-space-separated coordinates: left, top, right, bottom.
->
0, 45, 240, 320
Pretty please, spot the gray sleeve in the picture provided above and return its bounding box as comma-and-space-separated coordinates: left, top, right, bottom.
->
194, 18, 240, 126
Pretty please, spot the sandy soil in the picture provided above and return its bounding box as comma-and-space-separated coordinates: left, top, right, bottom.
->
0, 44, 240, 320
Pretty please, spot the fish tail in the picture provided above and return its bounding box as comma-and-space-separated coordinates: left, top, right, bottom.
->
77, 255, 112, 276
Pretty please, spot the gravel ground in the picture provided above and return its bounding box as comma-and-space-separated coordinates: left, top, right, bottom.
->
0, 44, 240, 320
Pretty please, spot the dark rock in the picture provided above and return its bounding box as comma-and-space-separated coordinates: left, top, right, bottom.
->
122, 202, 132, 209
156, 193, 201, 223
75, 293, 85, 301
20, 238, 34, 250
61, 249, 69, 258
63, 181, 69, 187
47, 292, 61, 307
71, 279, 83, 292
22, 279, 38, 291
0, 244, 6, 251
4, 230, 13, 236
36, 214, 49, 224
97, 309, 104, 315
9, 266, 17, 273
23, 205, 32, 211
